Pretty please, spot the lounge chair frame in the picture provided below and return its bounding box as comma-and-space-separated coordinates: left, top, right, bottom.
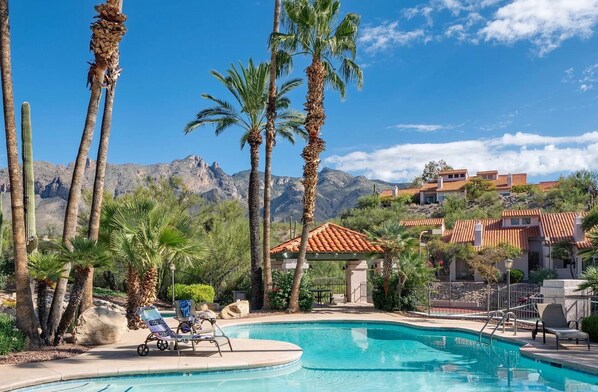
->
531, 303, 590, 350
137, 305, 233, 357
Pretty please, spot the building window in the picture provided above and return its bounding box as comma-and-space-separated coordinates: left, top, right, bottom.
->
521, 217, 531, 225
460, 173, 465, 178
511, 218, 520, 225
448, 174, 453, 179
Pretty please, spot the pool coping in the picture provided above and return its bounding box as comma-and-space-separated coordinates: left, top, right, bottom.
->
3, 308, 597, 390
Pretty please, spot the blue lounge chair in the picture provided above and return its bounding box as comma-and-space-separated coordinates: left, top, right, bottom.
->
136, 305, 232, 356
174, 299, 228, 337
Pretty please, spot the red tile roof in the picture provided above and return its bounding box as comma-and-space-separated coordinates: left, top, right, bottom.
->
379, 190, 393, 197
401, 218, 444, 228
502, 209, 542, 217
477, 170, 498, 175
450, 219, 540, 250
439, 169, 468, 175
537, 181, 560, 191
270, 222, 383, 255
540, 212, 589, 247
492, 173, 527, 190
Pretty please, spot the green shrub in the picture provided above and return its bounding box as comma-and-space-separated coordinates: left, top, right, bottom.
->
371, 272, 429, 312
269, 270, 314, 312
507, 269, 525, 283
581, 315, 598, 342
0, 314, 25, 355
171, 283, 215, 303
529, 268, 558, 285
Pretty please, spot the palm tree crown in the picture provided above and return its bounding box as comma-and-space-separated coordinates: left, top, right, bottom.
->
184, 59, 305, 143
273, 0, 363, 99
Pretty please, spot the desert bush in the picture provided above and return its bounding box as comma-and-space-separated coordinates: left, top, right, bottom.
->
269, 270, 314, 312
507, 269, 525, 283
171, 283, 215, 304
581, 315, 598, 342
529, 268, 558, 285
0, 314, 25, 355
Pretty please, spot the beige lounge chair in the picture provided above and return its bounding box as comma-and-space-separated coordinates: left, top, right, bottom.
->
532, 303, 590, 350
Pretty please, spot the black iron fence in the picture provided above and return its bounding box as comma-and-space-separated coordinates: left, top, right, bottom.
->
416, 282, 598, 322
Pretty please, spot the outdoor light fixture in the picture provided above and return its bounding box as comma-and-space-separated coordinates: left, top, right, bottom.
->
505, 258, 513, 315
169, 262, 176, 308
282, 252, 289, 259
505, 258, 514, 270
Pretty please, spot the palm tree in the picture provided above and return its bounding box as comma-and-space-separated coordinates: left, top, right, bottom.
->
102, 198, 204, 328
262, 0, 283, 310
0, 0, 41, 345
577, 266, 598, 293
366, 223, 417, 307
28, 252, 65, 343
185, 60, 304, 310
49, 0, 126, 338
82, 0, 126, 314
272, 0, 362, 311
53, 237, 111, 345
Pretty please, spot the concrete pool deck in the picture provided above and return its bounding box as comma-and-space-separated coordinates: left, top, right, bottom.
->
2, 303, 597, 391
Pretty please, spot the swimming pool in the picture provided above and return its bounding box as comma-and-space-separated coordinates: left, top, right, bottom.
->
20, 321, 598, 391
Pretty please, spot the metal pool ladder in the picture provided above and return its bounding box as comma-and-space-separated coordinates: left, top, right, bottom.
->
479, 310, 517, 343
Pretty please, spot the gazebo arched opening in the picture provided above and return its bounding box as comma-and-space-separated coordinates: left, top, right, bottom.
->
270, 223, 383, 304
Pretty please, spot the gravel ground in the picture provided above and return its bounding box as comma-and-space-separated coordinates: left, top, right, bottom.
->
0, 343, 90, 365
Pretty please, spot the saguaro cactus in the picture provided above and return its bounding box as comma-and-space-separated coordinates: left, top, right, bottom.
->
21, 102, 36, 253
0, 191, 3, 255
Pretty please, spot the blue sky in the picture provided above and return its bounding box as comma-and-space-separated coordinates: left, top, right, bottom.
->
2, 0, 598, 184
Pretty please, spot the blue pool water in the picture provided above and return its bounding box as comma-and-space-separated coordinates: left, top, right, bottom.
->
22, 321, 598, 391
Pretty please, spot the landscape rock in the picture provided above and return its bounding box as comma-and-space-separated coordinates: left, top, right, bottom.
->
75, 306, 127, 346
219, 300, 250, 319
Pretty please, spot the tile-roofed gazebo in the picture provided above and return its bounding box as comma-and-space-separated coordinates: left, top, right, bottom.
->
270, 222, 383, 258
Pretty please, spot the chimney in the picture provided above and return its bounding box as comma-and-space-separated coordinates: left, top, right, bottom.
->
392, 185, 398, 197
474, 221, 483, 247
437, 176, 443, 190
574, 215, 585, 242
507, 173, 513, 188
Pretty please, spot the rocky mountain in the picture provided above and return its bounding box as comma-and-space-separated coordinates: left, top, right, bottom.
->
0, 155, 397, 234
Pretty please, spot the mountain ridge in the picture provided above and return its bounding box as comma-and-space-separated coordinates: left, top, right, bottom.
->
0, 155, 403, 234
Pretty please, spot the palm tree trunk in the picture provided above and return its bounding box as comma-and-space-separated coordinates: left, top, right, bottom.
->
139, 266, 158, 307
0, 0, 41, 346
262, 0, 281, 310
288, 59, 326, 312
82, 52, 121, 314
248, 132, 263, 310
36, 280, 49, 343
54, 267, 89, 345
48, 73, 104, 339
125, 264, 141, 329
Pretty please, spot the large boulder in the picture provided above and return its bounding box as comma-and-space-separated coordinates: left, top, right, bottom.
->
75, 306, 127, 345
220, 300, 250, 319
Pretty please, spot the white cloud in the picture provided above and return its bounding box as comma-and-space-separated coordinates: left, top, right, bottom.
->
324, 131, 598, 182
359, 22, 428, 52
562, 63, 598, 91
480, 0, 598, 55
388, 123, 446, 132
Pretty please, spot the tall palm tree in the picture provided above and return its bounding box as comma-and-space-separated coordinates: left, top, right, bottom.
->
53, 237, 111, 345
262, 0, 283, 310
185, 60, 304, 310
49, 0, 126, 338
272, 0, 362, 311
0, 0, 41, 345
366, 223, 417, 305
28, 252, 65, 343
82, 0, 126, 314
